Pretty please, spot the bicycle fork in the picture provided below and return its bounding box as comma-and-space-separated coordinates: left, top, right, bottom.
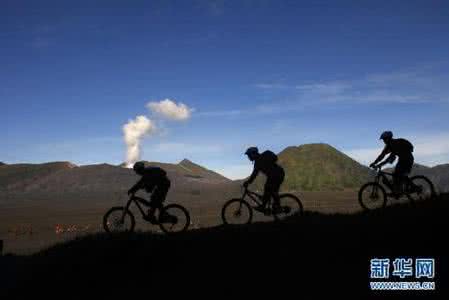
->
121, 198, 133, 222
371, 176, 382, 198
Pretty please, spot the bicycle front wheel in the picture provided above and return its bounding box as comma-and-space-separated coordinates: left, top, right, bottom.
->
358, 182, 387, 210
221, 199, 253, 225
159, 204, 190, 234
274, 193, 304, 220
103, 207, 135, 233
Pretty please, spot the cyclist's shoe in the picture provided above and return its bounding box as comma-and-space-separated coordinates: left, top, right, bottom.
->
271, 205, 283, 214
408, 184, 422, 193
143, 212, 158, 224
253, 205, 267, 213
387, 192, 400, 199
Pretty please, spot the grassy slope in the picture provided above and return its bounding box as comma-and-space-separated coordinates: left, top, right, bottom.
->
178, 159, 231, 181
1, 194, 448, 299
252, 143, 371, 191
0, 162, 75, 190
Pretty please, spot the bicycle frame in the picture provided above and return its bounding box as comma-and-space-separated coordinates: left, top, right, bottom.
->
373, 169, 394, 191
242, 188, 267, 207
121, 195, 152, 220
373, 168, 415, 194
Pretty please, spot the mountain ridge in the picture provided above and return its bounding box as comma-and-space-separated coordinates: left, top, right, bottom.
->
1, 143, 448, 193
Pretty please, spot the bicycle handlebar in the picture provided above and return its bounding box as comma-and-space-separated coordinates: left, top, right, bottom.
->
370, 166, 394, 176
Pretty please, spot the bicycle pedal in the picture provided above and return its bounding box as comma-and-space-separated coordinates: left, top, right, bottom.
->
143, 215, 158, 224
263, 209, 272, 216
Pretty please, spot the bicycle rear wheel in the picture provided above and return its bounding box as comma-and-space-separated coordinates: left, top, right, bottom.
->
159, 204, 190, 234
103, 207, 135, 233
358, 182, 387, 210
221, 199, 253, 225
273, 193, 304, 220
407, 175, 436, 202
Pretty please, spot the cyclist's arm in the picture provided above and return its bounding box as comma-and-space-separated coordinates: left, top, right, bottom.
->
372, 146, 390, 165
377, 154, 396, 168
385, 153, 396, 164
246, 168, 259, 184
128, 178, 144, 194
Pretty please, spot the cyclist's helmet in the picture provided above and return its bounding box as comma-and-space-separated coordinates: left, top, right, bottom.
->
133, 161, 145, 173
380, 131, 393, 140
244, 147, 259, 156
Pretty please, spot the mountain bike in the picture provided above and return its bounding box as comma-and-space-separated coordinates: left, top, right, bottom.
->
221, 187, 304, 225
358, 166, 435, 210
103, 194, 190, 234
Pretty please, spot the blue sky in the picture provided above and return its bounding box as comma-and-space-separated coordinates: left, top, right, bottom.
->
2, 0, 449, 179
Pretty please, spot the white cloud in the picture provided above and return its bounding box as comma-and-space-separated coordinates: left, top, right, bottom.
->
147, 99, 193, 121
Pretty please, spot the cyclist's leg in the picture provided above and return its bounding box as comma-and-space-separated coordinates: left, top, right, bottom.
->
264, 177, 281, 211
271, 170, 285, 209
400, 157, 414, 192
262, 180, 271, 208
150, 179, 170, 217
392, 169, 403, 195
393, 158, 412, 194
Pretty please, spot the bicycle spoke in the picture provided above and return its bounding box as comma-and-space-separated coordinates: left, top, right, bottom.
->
222, 199, 252, 225
359, 182, 386, 210
103, 207, 135, 233
159, 205, 190, 233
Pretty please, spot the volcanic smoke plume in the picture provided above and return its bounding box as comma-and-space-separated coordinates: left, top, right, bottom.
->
123, 115, 155, 168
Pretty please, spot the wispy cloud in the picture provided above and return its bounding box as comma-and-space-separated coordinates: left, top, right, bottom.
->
254, 65, 449, 107
297, 66, 449, 104
198, 64, 449, 121
254, 83, 289, 89
195, 109, 246, 117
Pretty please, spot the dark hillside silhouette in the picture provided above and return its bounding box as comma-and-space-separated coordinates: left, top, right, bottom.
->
1, 194, 448, 299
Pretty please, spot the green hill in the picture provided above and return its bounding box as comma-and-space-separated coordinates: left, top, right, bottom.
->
252, 143, 371, 191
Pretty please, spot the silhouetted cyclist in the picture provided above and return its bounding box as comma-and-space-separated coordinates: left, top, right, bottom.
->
369, 131, 414, 197
243, 147, 285, 214
128, 161, 171, 223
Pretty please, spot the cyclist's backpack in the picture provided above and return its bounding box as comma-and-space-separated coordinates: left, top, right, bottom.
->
262, 150, 278, 164
398, 138, 414, 153
148, 166, 167, 178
